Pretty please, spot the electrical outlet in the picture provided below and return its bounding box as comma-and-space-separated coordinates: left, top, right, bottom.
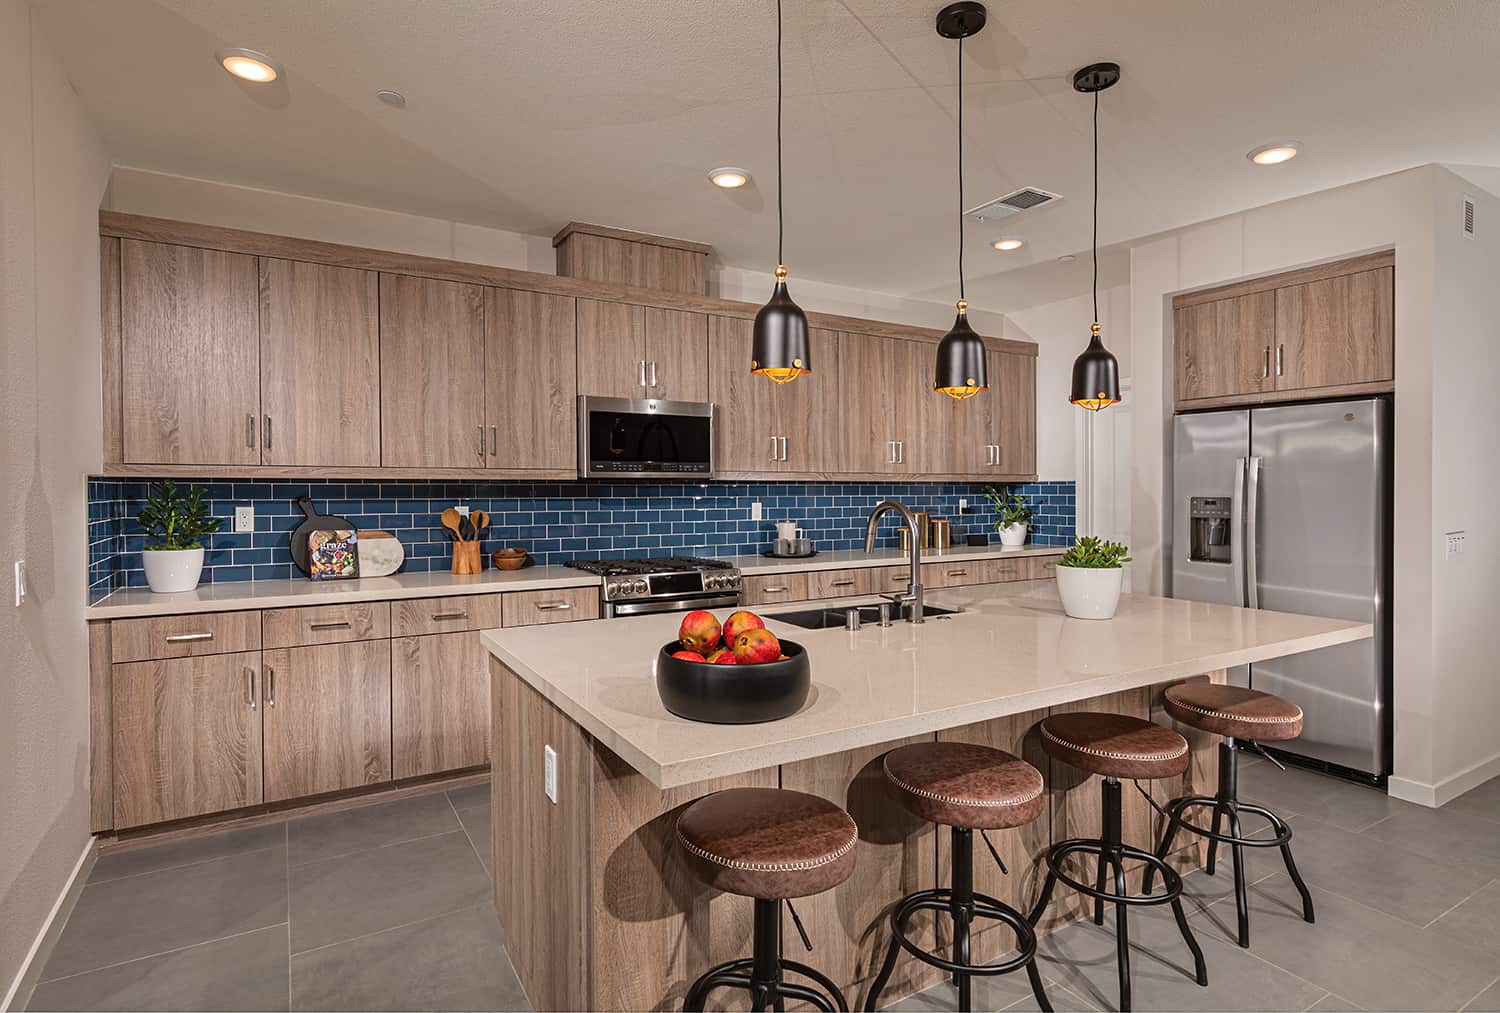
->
456, 505, 471, 518
234, 506, 255, 533
543, 744, 558, 804
751, 501, 763, 521
958, 498, 969, 513
1445, 530, 1466, 558
13, 560, 25, 606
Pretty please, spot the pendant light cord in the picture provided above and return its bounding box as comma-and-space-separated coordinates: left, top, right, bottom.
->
1092, 86, 1099, 323
776, 0, 784, 267
957, 36, 965, 302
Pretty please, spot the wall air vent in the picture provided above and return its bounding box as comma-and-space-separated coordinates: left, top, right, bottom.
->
1463, 196, 1475, 237
965, 186, 1062, 222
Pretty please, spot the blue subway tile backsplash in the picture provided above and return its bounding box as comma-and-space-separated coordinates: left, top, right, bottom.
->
86, 477, 1075, 602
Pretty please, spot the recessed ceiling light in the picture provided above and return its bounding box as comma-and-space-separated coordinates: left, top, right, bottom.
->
708, 167, 750, 189
376, 89, 406, 108
992, 238, 1024, 251
215, 47, 281, 83
1248, 142, 1298, 165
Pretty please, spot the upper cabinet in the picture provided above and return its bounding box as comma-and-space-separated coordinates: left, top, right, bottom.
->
576, 299, 707, 402
1174, 253, 1394, 410
487, 288, 577, 471
708, 317, 837, 474
119, 240, 261, 466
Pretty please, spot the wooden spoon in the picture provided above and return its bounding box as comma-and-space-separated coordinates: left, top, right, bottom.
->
472, 510, 490, 534
440, 507, 465, 542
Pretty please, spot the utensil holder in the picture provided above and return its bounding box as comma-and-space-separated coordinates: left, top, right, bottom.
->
451, 541, 482, 574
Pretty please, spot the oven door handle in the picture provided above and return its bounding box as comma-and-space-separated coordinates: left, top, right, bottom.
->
608, 594, 743, 617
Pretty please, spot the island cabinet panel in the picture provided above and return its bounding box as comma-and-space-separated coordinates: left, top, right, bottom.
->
378, 273, 487, 468
576, 298, 646, 399
1275, 266, 1393, 391
261, 641, 392, 803
1174, 291, 1276, 404
111, 651, 263, 829
120, 240, 261, 466
486, 288, 577, 470
643, 307, 708, 402
392, 632, 490, 779
258, 258, 380, 467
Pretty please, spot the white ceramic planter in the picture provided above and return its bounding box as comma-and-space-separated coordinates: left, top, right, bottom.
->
141, 546, 206, 593
1055, 565, 1123, 620
998, 522, 1028, 547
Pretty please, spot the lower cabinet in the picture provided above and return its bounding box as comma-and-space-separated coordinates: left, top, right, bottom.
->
111, 651, 264, 829
392, 632, 491, 779
262, 640, 392, 803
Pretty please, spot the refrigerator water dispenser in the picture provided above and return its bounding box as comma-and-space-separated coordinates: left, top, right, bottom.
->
1188, 497, 1233, 564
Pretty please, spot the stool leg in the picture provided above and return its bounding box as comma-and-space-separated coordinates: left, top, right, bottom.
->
1204, 802, 1223, 875
951, 828, 975, 1012
776, 980, 837, 1012
1025, 953, 1053, 1013
1093, 853, 1109, 925
1169, 893, 1210, 987
1111, 855, 1132, 1013
1226, 805, 1249, 947
862, 933, 901, 1012
1144, 798, 1186, 895
752, 899, 783, 1011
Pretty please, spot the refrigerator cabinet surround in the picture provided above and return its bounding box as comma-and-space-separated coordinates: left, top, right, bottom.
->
1171, 399, 1390, 779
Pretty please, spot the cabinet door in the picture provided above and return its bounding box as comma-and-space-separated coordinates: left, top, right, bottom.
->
262, 641, 391, 802
577, 299, 645, 399
993, 351, 1037, 477
392, 633, 489, 779
259, 259, 380, 466
379, 274, 486, 468
111, 651, 262, 828
1275, 266, 1393, 391
486, 289, 577, 470
922, 347, 990, 476
709, 315, 786, 473
643, 307, 708, 402
120, 241, 261, 465
1174, 291, 1275, 402
838, 332, 916, 474
781, 327, 839, 473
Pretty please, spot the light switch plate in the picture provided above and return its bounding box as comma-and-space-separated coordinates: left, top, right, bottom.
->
456, 505, 471, 518
543, 744, 558, 804
751, 501, 763, 521
234, 506, 255, 533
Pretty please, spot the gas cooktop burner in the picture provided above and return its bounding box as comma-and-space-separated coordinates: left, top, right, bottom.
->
565, 556, 734, 578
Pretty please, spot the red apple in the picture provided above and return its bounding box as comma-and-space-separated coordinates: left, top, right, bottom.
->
722, 609, 766, 645
732, 628, 782, 665
671, 649, 707, 663
706, 647, 737, 665
678, 610, 722, 654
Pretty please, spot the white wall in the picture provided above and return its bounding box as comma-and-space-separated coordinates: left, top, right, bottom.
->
1124, 164, 1499, 805
0, 1, 111, 1005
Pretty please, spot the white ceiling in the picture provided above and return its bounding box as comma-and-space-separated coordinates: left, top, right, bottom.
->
33, 0, 1500, 311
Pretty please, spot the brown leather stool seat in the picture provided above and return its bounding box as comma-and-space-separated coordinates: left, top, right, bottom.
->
1163, 682, 1303, 741
1040, 711, 1190, 781
883, 741, 1045, 830
677, 787, 857, 901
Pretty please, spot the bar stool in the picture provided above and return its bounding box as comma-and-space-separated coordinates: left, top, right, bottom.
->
1142, 682, 1314, 948
1028, 713, 1208, 1012
678, 787, 857, 1012
864, 742, 1052, 1013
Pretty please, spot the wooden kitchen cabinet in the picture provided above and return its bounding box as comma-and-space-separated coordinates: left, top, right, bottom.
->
487, 288, 577, 470
643, 307, 708, 401
839, 331, 922, 474
992, 350, 1037, 477
119, 240, 261, 466
261, 640, 392, 802
259, 259, 381, 467
500, 586, 601, 627
379, 274, 487, 468
576, 299, 645, 399
741, 572, 810, 606
708, 316, 834, 474
1275, 266, 1393, 391
393, 632, 490, 779
805, 567, 877, 599
1175, 291, 1277, 403
111, 651, 263, 828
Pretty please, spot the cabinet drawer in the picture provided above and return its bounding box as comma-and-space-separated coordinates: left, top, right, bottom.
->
805, 567, 874, 599
927, 561, 988, 588
742, 573, 809, 606
501, 586, 600, 627
110, 611, 261, 664
263, 602, 390, 648
875, 566, 917, 593
393, 594, 501, 637
1026, 555, 1061, 580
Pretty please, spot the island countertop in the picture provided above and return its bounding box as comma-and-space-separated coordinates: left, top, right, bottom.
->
481, 580, 1372, 788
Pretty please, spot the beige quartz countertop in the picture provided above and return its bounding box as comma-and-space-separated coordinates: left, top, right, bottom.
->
84, 565, 601, 618
724, 542, 1064, 575
481, 581, 1372, 789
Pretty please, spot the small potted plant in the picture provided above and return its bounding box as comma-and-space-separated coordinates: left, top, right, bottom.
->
1054, 536, 1132, 620
984, 485, 1033, 547
136, 481, 221, 593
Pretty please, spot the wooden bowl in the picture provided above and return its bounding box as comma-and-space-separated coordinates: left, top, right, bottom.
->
655, 640, 810, 724
490, 547, 528, 571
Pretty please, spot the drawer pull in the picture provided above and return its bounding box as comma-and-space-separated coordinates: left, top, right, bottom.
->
309, 621, 351, 631
164, 632, 214, 643
431, 611, 470, 621
830, 579, 856, 588
245, 667, 256, 710
763, 586, 790, 593
946, 569, 968, 577
535, 602, 573, 612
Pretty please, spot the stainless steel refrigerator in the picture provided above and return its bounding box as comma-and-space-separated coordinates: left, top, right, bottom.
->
1171, 399, 1390, 780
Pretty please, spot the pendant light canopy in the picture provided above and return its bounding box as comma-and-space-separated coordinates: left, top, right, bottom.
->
751, 0, 810, 384
1069, 62, 1122, 412
933, 1, 989, 401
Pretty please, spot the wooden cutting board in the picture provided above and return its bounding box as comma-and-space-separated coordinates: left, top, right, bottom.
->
356, 530, 405, 577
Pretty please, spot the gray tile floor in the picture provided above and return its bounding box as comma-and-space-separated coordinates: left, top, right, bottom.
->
22, 763, 1500, 1012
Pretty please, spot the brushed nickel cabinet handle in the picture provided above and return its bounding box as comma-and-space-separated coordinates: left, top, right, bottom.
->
535, 602, 573, 612
245, 667, 256, 710
947, 569, 968, 577
490, 425, 497, 455
779, 436, 788, 462
831, 579, 855, 588
1263, 346, 1271, 378
165, 631, 213, 643
1276, 344, 1285, 377
649, 360, 658, 387
639, 360, 647, 387
246, 414, 256, 449
263, 415, 272, 450
265, 666, 275, 708
431, 611, 469, 621
763, 585, 790, 593
309, 621, 351, 631
897, 441, 905, 464
771, 435, 779, 461
476, 426, 485, 459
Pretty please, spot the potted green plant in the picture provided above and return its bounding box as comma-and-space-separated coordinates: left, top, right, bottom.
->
984, 485, 1033, 547
136, 481, 221, 592
1055, 536, 1132, 620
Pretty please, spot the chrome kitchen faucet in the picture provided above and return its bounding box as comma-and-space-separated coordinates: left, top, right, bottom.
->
864, 500, 924, 624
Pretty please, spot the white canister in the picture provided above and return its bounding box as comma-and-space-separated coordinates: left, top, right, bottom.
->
141, 547, 207, 593
1054, 565, 1124, 620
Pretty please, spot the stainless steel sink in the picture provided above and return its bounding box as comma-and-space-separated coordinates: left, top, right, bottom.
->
766, 603, 960, 629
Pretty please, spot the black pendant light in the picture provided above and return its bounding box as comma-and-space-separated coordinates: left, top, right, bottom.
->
751, 0, 810, 384
933, 1, 989, 401
1069, 61, 1122, 411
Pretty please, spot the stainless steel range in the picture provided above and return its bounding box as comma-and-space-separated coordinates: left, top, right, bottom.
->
565, 556, 742, 618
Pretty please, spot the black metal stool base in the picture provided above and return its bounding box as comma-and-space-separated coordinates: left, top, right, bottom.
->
1143, 740, 1314, 948
1026, 779, 1208, 1013
684, 898, 847, 1012
864, 829, 1051, 1013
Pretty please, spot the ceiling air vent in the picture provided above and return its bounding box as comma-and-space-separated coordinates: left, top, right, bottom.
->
1463, 196, 1475, 237
965, 186, 1062, 222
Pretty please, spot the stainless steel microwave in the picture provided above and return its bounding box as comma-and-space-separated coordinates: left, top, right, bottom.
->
577, 396, 715, 479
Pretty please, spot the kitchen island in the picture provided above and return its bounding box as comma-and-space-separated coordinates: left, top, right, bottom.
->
483, 580, 1371, 1011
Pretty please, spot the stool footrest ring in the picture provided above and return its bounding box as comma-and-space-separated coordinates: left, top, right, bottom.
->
887, 888, 1038, 977
1043, 839, 1185, 906
1159, 795, 1294, 848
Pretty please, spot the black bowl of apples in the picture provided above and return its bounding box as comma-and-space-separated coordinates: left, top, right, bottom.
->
655, 608, 810, 724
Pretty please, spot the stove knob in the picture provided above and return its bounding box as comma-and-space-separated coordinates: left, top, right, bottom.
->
633, 580, 649, 594
705, 575, 720, 590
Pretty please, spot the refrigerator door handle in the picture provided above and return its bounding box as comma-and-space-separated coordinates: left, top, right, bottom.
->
1246, 455, 1263, 610
1230, 457, 1248, 608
